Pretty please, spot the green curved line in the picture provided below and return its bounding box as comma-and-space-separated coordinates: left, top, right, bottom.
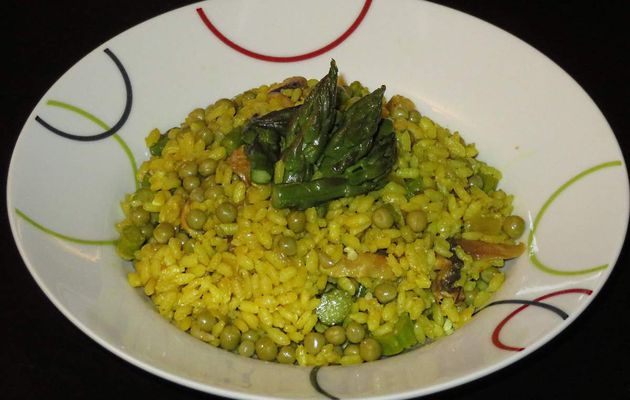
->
46, 99, 139, 189
15, 100, 137, 245
528, 160, 622, 275
16, 208, 116, 246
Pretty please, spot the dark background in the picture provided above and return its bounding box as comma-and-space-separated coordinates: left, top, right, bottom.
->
3, 1, 629, 399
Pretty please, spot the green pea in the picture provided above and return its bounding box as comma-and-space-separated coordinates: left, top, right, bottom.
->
255, 337, 278, 361
153, 222, 175, 244
182, 239, 195, 254
345, 322, 366, 344
349, 81, 366, 97
465, 289, 477, 305
198, 159, 218, 177
175, 232, 188, 246
372, 206, 394, 229
502, 215, 525, 239
343, 344, 360, 356
406, 210, 428, 233
476, 280, 489, 291
188, 108, 205, 121
277, 235, 297, 256
220, 325, 241, 351
240, 91, 256, 102
287, 211, 306, 233
314, 322, 328, 333
197, 311, 217, 332
391, 106, 409, 119
216, 202, 238, 223
324, 326, 346, 346
182, 176, 201, 192
481, 267, 498, 283
186, 209, 207, 230
129, 208, 150, 225
276, 345, 296, 364
198, 127, 214, 146
189, 121, 203, 134
201, 176, 217, 190
133, 188, 154, 203
139, 224, 154, 239
189, 187, 205, 203
238, 340, 255, 357
204, 186, 224, 201
359, 338, 382, 362
178, 161, 198, 179
468, 175, 484, 189
241, 330, 259, 343
374, 283, 398, 304
408, 110, 422, 123
304, 332, 326, 355
122, 225, 145, 246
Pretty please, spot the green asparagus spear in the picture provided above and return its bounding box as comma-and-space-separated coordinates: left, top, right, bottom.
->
221, 107, 300, 184
271, 177, 384, 210
246, 126, 282, 184
317, 86, 385, 177
248, 105, 300, 132
281, 60, 338, 183
343, 118, 396, 185
271, 118, 396, 209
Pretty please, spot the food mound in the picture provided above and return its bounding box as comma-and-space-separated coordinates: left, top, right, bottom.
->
115, 61, 525, 366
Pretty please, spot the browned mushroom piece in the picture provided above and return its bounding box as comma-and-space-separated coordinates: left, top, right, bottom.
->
269, 76, 308, 93
432, 256, 465, 303
454, 239, 525, 261
227, 145, 251, 185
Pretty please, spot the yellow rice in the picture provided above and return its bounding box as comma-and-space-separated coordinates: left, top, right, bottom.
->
116, 77, 520, 366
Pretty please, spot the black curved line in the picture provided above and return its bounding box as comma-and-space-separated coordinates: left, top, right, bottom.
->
35, 48, 132, 141
474, 299, 569, 320
310, 366, 340, 400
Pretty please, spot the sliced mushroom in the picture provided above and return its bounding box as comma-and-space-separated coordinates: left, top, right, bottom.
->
454, 239, 525, 261
227, 145, 251, 185
432, 255, 465, 302
269, 76, 308, 93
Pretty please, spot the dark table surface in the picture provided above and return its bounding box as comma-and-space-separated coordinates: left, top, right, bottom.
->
3, 1, 629, 399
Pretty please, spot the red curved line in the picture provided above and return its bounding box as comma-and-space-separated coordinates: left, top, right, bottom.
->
492, 308, 526, 352
196, 0, 372, 62
492, 288, 593, 352
533, 288, 593, 303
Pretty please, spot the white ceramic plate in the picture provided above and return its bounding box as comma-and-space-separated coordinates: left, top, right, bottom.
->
7, 1, 629, 399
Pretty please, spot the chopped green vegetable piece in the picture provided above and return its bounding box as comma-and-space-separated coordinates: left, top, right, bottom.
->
481, 173, 499, 193
149, 133, 169, 156
375, 313, 417, 356
316, 288, 353, 325
356, 284, 368, 298
405, 178, 424, 196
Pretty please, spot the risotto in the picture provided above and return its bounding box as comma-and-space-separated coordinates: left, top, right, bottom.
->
115, 62, 525, 366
